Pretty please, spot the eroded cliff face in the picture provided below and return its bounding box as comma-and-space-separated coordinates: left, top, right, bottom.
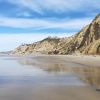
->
82, 14, 100, 55
58, 14, 100, 55
11, 14, 100, 55
11, 37, 61, 55
82, 39, 100, 55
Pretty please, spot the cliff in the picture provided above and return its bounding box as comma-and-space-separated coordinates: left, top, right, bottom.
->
11, 14, 100, 55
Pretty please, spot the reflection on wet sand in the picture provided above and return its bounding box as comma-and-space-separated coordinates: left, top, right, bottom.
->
73, 67, 100, 90
0, 56, 100, 100
19, 57, 72, 73
19, 56, 100, 89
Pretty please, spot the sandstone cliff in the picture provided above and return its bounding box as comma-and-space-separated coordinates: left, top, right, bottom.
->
11, 37, 61, 55
11, 14, 100, 55
58, 14, 100, 55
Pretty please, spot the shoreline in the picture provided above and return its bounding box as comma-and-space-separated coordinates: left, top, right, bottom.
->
0, 54, 100, 100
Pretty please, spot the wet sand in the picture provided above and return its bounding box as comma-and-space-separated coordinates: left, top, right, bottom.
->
27, 55, 100, 67
0, 55, 100, 100
0, 85, 100, 100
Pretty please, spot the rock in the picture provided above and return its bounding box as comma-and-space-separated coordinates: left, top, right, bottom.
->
10, 14, 100, 55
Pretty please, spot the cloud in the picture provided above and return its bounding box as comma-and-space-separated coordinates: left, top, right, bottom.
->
0, 0, 99, 52
7, 0, 44, 14
0, 16, 92, 30
17, 11, 32, 17
0, 33, 74, 51
7, 0, 100, 14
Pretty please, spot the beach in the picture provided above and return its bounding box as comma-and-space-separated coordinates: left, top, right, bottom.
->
0, 55, 100, 100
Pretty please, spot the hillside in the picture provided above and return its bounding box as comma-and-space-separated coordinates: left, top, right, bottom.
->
11, 14, 100, 55
58, 14, 100, 55
11, 37, 61, 55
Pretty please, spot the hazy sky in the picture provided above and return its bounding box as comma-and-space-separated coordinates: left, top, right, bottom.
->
0, 0, 100, 51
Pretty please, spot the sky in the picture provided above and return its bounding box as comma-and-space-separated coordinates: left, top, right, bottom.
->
0, 0, 100, 51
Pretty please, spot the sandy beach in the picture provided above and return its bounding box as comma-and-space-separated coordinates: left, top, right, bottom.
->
0, 55, 100, 100
0, 85, 100, 100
